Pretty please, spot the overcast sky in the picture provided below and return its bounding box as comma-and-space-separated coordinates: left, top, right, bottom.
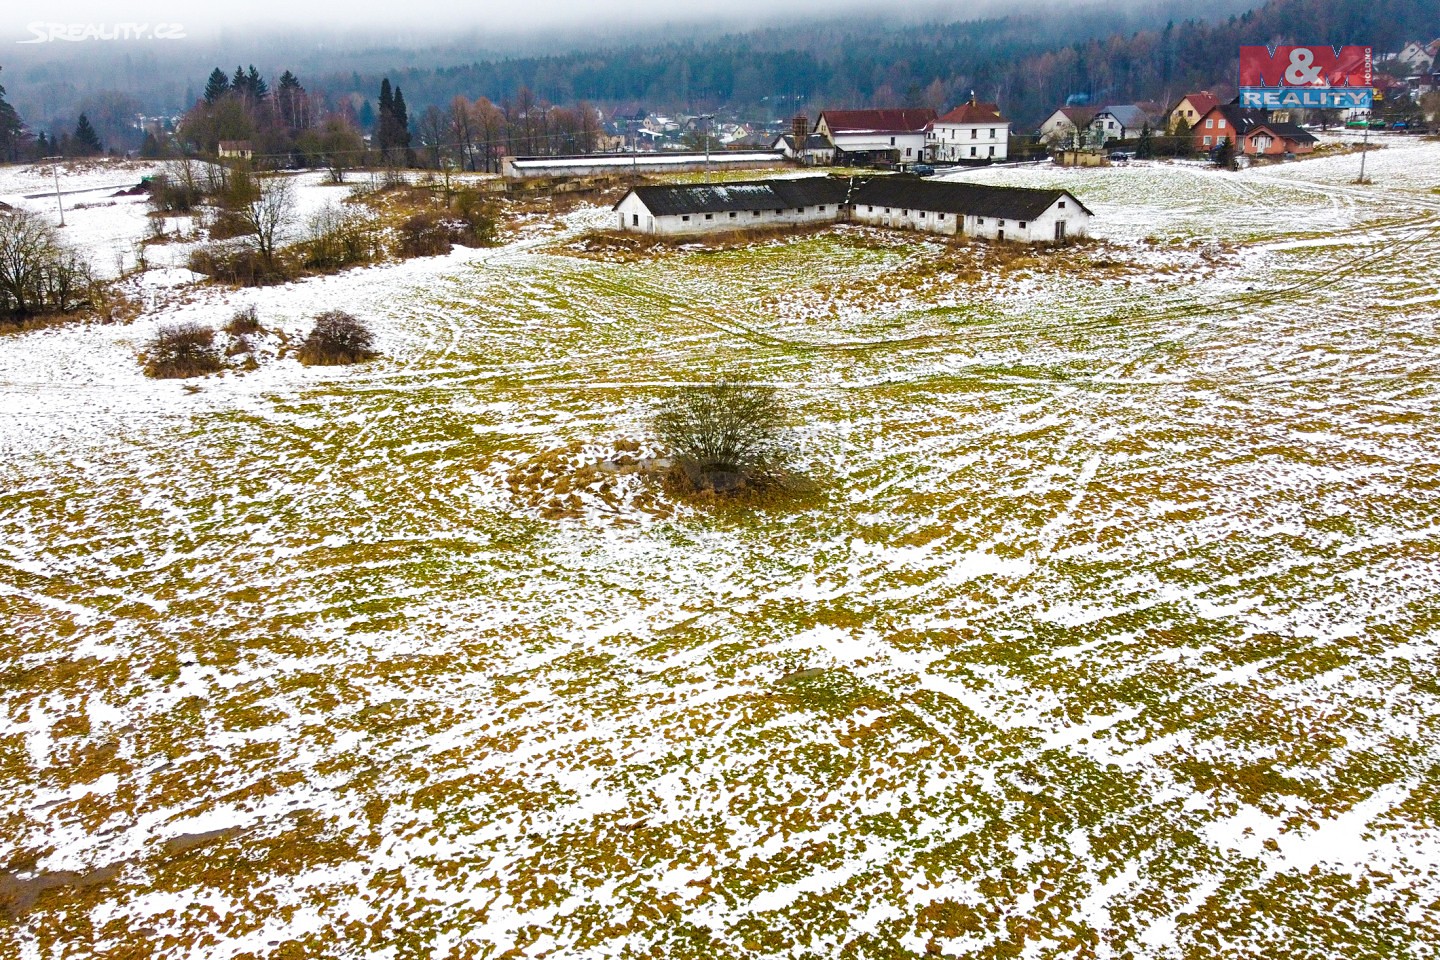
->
5, 0, 965, 38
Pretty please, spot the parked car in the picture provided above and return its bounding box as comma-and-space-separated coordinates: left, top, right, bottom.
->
1108, 150, 1136, 162
911, 163, 935, 177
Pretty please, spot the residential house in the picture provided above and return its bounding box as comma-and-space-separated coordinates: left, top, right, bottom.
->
1192, 104, 1318, 156
1395, 41, 1437, 73
612, 175, 1092, 243
1088, 105, 1160, 143
927, 98, 1012, 162
1038, 107, 1097, 145
814, 109, 937, 164
217, 140, 253, 160
772, 133, 836, 165
1167, 92, 1219, 132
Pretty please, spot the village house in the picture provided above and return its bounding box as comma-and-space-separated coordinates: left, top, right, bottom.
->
612, 175, 1091, 243
1167, 92, 1219, 132
217, 140, 253, 160
927, 98, 1012, 162
1088, 105, 1161, 143
814, 109, 937, 164
1193, 104, 1318, 156
1038, 107, 1097, 145
772, 132, 836, 165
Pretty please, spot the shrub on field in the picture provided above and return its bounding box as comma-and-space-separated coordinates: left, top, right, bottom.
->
297, 310, 376, 366
187, 244, 285, 285
395, 211, 454, 257
653, 380, 789, 494
143, 322, 223, 378
302, 203, 383, 270
224, 305, 262, 335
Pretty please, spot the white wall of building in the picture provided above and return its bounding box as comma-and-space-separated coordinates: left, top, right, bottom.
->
848, 201, 960, 236
927, 122, 1011, 162
963, 197, 1089, 243
829, 132, 928, 160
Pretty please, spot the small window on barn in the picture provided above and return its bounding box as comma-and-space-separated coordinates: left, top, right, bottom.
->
753, 211, 761, 217
971, 129, 978, 139
632, 214, 639, 226
902, 209, 908, 215
1020, 221, 1027, 228
977, 218, 985, 225
938, 213, 945, 220
884, 208, 891, 213
1058, 201, 1066, 209
867, 206, 874, 212
819, 205, 826, 212
776, 209, 783, 215
729, 211, 736, 218
705, 214, 713, 220
682, 215, 690, 221
796, 208, 804, 213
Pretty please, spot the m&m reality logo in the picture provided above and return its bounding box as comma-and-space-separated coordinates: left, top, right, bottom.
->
1238, 45, 1373, 109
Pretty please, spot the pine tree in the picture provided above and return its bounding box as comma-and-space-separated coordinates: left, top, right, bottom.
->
203, 68, 230, 105
232, 66, 247, 97
1214, 136, 1235, 171
392, 86, 412, 154
247, 66, 268, 101
73, 113, 103, 155
1136, 122, 1154, 159
377, 79, 395, 152
277, 71, 306, 131
0, 67, 23, 163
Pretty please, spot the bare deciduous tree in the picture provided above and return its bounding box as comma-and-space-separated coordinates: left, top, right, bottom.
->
0, 209, 93, 318
234, 175, 295, 267
654, 381, 789, 492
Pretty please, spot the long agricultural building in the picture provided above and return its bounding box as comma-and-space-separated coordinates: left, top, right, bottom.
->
613, 176, 1091, 243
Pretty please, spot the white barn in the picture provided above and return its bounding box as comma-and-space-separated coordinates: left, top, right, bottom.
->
613, 178, 852, 236
848, 178, 1091, 243
612, 175, 1092, 244
927, 99, 1012, 162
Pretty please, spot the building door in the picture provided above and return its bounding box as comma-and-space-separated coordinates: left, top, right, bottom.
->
646, 216, 654, 233
998, 228, 1005, 242
1054, 221, 1067, 242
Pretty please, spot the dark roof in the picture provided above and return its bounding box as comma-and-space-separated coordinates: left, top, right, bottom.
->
617, 176, 852, 216
1208, 105, 1318, 143
819, 109, 937, 133
774, 133, 833, 151
851, 177, 1092, 220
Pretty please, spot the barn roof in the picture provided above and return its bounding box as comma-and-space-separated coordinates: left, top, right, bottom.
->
851, 178, 1092, 220
616, 176, 852, 216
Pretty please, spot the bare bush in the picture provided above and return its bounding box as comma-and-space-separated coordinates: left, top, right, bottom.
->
303, 203, 383, 270
654, 381, 789, 493
0, 209, 95, 320
297, 310, 376, 366
224, 305, 261, 335
143, 322, 223, 378
148, 158, 207, 213
187, 244, 276, 285
396, 211, 454, 257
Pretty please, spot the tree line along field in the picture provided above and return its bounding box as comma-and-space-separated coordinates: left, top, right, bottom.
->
1, 142, 1440, 958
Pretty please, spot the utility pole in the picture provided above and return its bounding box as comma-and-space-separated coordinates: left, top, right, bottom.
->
46, 156, 66, 227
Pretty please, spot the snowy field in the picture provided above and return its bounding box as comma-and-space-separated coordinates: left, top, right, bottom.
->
2, 142, 1440, 958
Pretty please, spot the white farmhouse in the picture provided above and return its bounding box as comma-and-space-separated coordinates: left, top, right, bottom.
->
613, 178, 851, 236
1037, 107, 1097, 146
814, 109, 937, 164
927, 98, 1011, 162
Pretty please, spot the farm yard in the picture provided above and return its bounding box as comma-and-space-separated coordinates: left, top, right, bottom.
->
2, 140, 1440, 959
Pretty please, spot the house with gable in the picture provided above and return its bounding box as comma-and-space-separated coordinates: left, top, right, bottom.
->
1088, 105, 1161, 143
927, 97, 1012, 162
1038, 107, 1097, 145
1167, 92, 1219, 132
1192, 104, 1318, 156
